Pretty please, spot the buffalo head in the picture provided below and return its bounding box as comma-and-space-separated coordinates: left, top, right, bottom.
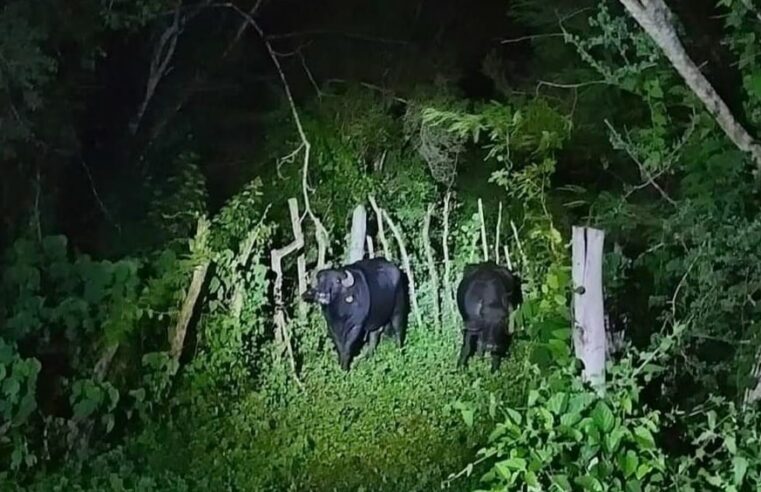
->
302, 268, 356, 306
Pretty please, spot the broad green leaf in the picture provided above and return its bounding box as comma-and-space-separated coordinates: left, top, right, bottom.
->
635, 463, 652, 480
592, 401, 615, 432
501, 457, 527, 471
733, 456, 748, 485
546, 392, 568, 415
625, 479, 642, 492
574, 475, 603, 491
620, 450, 638, 478
606, 427, 626, 454
505, 408, 523, 425
633, 426, 655, 449
528, 390, 540, 406
551, 474, 572, 490
725, 435, 737, 455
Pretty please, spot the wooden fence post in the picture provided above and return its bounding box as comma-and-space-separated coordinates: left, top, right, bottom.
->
572, 226, 607, 393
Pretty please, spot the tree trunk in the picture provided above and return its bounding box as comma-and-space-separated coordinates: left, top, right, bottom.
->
572, 226, 607, 392
618, 0, 761, 170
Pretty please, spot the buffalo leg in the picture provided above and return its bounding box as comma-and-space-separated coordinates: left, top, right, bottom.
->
367, 329, 381, 356
339, 325, 364, 371
490, 353, 502, 372
457, 332, 477, 367
390, 287, 408, 349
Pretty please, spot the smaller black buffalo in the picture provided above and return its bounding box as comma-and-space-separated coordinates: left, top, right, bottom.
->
302, 257, 408, 371
456, 261, 523, 371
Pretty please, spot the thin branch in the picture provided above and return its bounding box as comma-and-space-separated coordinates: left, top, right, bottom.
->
500, 33, 565, 44
221, 3, 329, 268
80, 160, 120, 232
478, 198, 489, 261
495, 201, 503, 263
130, 5, 185, 135
369, 195, 391, 258
265, 29, 410, 46
604, 120, 678, 207
510, 220, 528, 269
298, 50, 323, 99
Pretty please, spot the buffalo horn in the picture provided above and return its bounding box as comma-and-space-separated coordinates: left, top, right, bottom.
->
341, 269, 355, 288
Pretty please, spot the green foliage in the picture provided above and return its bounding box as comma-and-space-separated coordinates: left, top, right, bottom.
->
147, 152, 209, 244
0, 232, 196, 480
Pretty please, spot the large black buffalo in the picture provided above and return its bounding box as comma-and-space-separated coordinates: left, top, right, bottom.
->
302, 257, 409, 371
456, 261, 523, 371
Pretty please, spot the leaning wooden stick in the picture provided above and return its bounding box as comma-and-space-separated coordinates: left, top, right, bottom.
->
495, 201, 503, 263
423, 203, 441, 330
170, 216, 211, 363
368, 195, 391, 258
510, 220, 528, 268
442, 192, 454, 320
382, 209, 422, 327
478, 198, 489, 261
503, 245, 513, 271
270, 198, 304, 388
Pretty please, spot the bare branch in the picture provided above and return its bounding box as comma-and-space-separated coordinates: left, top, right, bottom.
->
131, 6, 184, 135
221, 3, 330, 268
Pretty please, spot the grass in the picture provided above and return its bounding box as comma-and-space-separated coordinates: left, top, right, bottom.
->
20, 318, 532, 492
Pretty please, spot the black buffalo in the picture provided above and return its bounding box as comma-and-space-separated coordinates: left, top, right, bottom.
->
456, 261, 523, 371
302, 257, 408, 370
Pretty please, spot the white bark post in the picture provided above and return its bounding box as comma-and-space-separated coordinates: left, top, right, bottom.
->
572, 226, 607, 393
345, 205, 367, 263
